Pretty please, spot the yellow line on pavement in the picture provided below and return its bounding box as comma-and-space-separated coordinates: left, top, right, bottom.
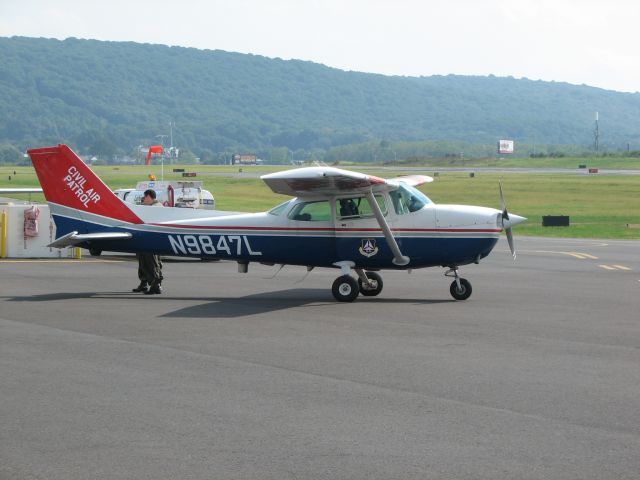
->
535, 250, 598, 260
575, 253, 598, 260
598, 264, 632, 271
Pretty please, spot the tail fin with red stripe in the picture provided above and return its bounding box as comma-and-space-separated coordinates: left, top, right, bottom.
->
28, 144, 142, 224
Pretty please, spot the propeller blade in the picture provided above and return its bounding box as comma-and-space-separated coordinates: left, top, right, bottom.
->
506, 227, 516, 259
499, 180, 507, 215
499, 180, 520, 260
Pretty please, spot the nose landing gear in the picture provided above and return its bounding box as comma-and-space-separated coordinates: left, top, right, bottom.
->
445, 267, 472, 300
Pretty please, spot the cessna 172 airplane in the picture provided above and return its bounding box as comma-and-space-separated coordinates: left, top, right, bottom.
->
28, 144, 526, 302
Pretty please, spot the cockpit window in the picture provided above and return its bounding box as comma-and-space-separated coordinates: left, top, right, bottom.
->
336, 195, 386, 218
288, 200, 332, 221
389, 184, 432, 215
268, 200, 292, 216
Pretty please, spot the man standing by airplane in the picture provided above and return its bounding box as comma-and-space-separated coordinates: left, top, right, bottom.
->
132, 189, 164, 294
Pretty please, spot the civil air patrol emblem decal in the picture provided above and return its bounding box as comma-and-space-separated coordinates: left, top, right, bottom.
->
359, 238, 379, 257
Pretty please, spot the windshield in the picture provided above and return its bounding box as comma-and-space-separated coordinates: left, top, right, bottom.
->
389, 184, 432, 215
268, 200, 293, 216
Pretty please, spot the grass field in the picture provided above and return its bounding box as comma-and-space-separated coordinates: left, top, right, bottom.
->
1, 164, 639, 240
383, 155, 640, 170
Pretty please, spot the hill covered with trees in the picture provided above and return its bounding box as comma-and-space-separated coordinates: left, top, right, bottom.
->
1, 36, 640, 163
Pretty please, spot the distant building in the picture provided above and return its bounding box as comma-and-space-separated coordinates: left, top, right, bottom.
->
498, 140, 514, 154
232, 154, 260, 165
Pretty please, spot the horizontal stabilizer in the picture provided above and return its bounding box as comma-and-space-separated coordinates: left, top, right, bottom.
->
0, 188, 43, 194
48, 231, 132, 248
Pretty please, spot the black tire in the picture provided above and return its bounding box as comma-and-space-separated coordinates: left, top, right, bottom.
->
358, 271, 383, 297
88, 247, 102, 256
332, 275, 359, 302
450, 278, 472, 300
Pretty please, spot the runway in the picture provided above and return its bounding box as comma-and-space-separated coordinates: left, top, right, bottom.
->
1, 236, 639, 479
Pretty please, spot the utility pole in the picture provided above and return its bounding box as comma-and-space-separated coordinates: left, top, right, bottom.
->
155, 135, 168, 181
594, 112, 600, 153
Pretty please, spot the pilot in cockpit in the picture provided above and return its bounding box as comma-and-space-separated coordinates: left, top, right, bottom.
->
339, 198, 359, 217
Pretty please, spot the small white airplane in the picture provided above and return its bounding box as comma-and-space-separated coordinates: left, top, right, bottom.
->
28, 144, 526, 302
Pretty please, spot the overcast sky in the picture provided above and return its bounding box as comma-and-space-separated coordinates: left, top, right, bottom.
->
1, 0, 639, 93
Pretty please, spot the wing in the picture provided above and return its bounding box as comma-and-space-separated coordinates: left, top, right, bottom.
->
387, 175, 434, 188
261, 167, 433, 196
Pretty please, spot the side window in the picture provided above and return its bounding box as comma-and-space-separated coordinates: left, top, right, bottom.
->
288, 200, 332, 221
337, 196, 386, 218
337, 198, 360, 218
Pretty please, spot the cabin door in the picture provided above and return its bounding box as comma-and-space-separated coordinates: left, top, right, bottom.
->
334, 195, 389, 264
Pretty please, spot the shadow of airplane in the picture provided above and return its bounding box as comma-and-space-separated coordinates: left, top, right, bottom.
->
3, 289, 454, 318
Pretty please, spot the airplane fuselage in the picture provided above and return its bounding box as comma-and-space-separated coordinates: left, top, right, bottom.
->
51, 193, 503, 270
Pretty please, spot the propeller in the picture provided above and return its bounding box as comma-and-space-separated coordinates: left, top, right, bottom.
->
499, 181, 526, 259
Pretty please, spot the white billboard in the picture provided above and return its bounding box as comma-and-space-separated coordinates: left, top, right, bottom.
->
498, 140, 514, 154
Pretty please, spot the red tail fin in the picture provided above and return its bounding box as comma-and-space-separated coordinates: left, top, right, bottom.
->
28, 144, 142, 224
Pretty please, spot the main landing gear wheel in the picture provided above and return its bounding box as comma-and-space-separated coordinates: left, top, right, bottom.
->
449, 278, 472, 301
332, 275, 359, 302
358, 271, 383, 297
88, 247, 102, 256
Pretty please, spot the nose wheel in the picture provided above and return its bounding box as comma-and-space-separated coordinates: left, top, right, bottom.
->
445, 267, 472, 300
449, 278, 472, 300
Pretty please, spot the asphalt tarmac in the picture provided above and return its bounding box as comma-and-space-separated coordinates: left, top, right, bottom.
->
1, 236, 639, 479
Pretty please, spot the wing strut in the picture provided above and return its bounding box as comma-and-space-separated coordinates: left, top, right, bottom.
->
364, 190, 409, 266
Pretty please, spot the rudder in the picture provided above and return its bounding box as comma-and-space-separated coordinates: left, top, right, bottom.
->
28, 144, 142, 224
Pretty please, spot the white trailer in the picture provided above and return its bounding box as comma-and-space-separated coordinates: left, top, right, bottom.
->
114, 181, 215, 210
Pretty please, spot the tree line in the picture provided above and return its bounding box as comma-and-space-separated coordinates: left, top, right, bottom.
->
2, 36, 640, 164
